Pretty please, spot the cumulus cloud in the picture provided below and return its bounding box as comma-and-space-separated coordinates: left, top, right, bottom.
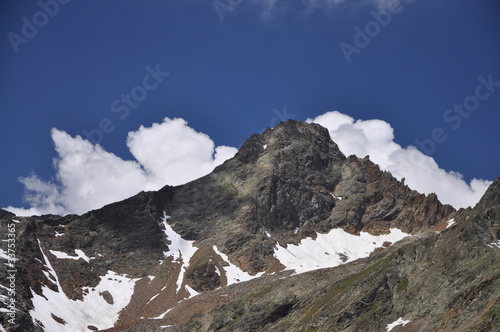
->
5, 111, 491, 217
6, 118, 237, 216
127, 118, 237, 187
307, 111, 492, 209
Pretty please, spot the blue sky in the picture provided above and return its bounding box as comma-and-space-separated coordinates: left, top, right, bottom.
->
1, 0, 499, 215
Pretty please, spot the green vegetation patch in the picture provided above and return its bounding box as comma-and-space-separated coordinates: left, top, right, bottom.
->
300, 258, 391, 326
397, 277, 409, 293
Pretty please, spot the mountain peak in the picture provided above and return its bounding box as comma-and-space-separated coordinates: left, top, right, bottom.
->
235, 120, 344, 164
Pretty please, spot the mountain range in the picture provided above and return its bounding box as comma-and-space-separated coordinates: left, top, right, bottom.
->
1, 120, 499, 331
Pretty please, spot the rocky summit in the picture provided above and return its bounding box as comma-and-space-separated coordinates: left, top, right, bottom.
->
1, 120, 499, 331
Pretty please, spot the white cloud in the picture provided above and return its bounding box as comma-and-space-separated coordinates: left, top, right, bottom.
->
5, 111, 491, 217
7, 175, 65, 216
307, 111, 492, 209
126, 118, 236, 187
5, 118, 237, 216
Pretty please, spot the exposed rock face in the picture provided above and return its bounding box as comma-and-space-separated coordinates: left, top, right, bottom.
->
152, 121, 454, 273
173, 178, 500, 332
1, 120, 496, 332
185, 261, 221, 292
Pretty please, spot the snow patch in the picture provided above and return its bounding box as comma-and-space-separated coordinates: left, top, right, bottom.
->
330, 193, 342, 200
55, 230, 64, 237
30, 240, 139, 332
445, 218, 456, 229
146, 293, 159, 304
213, 246, 264, 285
274, 228, 410, 274
263, 144, 268, 149
185, 285, 200, 298
161, 213, 197, 293
387, 317, 411, 331
49, 249, 92, 263
151, 308, 172, 319
487, 240, 500, 249
265, 231, 271, 238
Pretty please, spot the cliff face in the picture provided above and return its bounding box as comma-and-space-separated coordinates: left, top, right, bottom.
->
3, 120, 495, 332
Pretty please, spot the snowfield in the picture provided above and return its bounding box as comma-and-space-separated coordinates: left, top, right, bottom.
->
274, 228, 410, 274
160, 213, 197, 293
213, 246, 264, 285
27, 214, 410, 331
30, 240, 138, 332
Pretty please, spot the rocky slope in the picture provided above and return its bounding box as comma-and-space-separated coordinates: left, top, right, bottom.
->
170, 177, 500, 331
1, 120, 496, 332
